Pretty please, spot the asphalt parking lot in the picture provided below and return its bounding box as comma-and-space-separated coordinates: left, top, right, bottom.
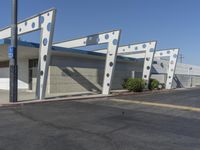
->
0, 88, 200, 150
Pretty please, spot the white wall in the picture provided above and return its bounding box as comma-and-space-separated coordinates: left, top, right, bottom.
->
0, 59, 29, 90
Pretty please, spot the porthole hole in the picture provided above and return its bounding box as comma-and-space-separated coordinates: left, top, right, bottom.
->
40, 71, 44, 76
43, 38, 48, 46
43, 55, 47, 61
105, 34, 109, 40
112, 39, 118, 45
109, 62, 113, 67
32, 22, 35, 28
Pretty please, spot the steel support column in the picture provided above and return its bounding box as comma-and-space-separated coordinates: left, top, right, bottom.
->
0, 8, 56, 100
53, 30, 121, 95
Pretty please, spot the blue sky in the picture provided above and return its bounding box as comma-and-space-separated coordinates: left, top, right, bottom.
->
0, 0, 200, 65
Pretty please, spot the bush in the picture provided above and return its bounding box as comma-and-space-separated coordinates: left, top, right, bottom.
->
122, 78, 128, 89
149, 78, 159, 90
122, 78, 145, 92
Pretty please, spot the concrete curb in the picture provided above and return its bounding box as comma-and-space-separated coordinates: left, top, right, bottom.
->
0, 94, 112, 108
0, 87, 194, 108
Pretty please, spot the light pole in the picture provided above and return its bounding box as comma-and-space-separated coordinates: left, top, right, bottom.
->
188, 67, 192, 87
9, 0, 18, 102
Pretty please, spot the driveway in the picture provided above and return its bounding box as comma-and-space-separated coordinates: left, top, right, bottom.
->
0, 88, 200, 150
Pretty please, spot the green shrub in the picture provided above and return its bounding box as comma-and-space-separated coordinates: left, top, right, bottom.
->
125, 78, 145, 92
122, 78, 128, 89
149, 78, 159, 90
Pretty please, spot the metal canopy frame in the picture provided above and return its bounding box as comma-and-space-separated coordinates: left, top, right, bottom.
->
95, 41, 157, 87
121, 48, 179, 89
154, 49, 179, 89
0, 8, 56, 100
96, 42, 179, 89
120, 48, 179, 89
54, 30, 121, 95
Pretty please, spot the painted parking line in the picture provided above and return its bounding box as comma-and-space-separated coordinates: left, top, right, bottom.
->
110, 98, 200, 112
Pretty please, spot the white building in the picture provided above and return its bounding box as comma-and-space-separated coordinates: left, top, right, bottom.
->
0, 39, 200, 96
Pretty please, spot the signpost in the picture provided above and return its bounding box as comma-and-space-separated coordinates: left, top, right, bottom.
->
9, 0, 18, 102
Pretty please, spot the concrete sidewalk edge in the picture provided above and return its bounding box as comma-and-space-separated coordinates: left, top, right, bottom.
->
1, 87, 196, 108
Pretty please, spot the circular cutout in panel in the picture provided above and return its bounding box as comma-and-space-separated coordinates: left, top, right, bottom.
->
135, 46, 138, 50
146, 57, 150, 61
149, 48, 154, 52
19, 28, 22, 32
169, 82, 172, 85
173, 54, 177, 58
39, 16, 44, 24
47, 23, 51, 32
144, 75, 147, 78
43, 38, 48, 46
106, 73, 110, 77
171, 69, 174, 72
47, 13, 50, 16
105, 34, 109, 40
112, 39, 118, 45
170, 60, 174, 64
123, 49, 125, 52
109, 53, 113, 56
32, 22, 35, 29
142, 44, 146, 48
169, 76, 171, 79
147, 66, 150, 70
109, 62, 113, 67
43, 55, 47, 61
83, 41, 86, 44
160, 52, 163, 56
107, 83, 110, 86
167, 50, 170, 54
40, 71, 44, 76
25, 21, 28, 26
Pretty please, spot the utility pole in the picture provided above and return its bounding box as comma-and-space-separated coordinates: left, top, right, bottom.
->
9, 0, 18, 102
179, 53, 184, 63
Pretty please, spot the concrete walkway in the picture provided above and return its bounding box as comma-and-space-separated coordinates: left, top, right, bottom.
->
0, 89, 96, 105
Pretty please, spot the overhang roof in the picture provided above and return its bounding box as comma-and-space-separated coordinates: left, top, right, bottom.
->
0, 39, 141, 63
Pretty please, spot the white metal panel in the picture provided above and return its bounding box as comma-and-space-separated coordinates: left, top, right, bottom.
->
96, 41, 157, 87
0, 28, 11, 39
36, 10, 56, 100
164, 49, 179, 89
0, 8, 56, 100
142, 42, 156, 86
53, 30, 121, 95
122, 48, 180, 89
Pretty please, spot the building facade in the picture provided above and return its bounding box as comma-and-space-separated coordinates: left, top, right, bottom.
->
0, 39, 200, 95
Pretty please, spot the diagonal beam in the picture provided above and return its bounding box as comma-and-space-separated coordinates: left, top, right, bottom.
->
53, 30, 121, 95
0, 8, 56, 100
95, 41, 157, 87
122, 48, 180, 89
154, 49, 179, 89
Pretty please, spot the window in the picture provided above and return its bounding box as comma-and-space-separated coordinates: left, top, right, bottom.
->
0, 61, 9, 68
